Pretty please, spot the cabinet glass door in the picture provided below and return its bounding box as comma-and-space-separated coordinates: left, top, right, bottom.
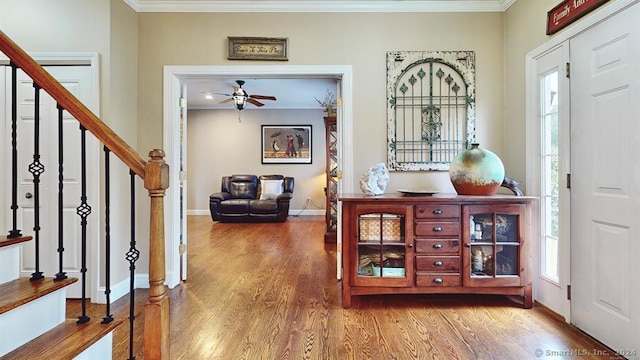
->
353, 210, 412, 287
465, 205, 524, 287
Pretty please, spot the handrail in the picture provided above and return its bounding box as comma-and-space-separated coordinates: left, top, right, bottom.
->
0, 30, 146, 178
1, 29, 170, 358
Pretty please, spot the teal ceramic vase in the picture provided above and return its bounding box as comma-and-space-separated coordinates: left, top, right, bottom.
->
449, 143, 505, 195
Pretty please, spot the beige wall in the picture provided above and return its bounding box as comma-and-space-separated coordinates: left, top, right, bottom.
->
0, 0, 110, 52
108, 0, 141, 288
1, 0, 112, 120
187, 109, 327, 212
138, 12, 505, 193
503, 0, 565, 191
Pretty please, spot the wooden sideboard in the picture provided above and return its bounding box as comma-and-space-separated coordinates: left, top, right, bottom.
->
340, 193, 538, 308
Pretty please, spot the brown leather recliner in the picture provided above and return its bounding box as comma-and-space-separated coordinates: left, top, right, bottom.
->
209, 174, 294, 222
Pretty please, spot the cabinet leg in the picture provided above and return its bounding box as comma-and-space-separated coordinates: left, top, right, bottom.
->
523, 284, 533, 309
342, 294, 352, 308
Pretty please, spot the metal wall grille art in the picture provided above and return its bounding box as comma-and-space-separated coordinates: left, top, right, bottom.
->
387, 51, 476, 171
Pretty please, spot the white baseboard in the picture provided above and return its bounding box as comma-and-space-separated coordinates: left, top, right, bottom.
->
187, 209, 325, 216
290, 209, 325, 216
94, 274, 149, 304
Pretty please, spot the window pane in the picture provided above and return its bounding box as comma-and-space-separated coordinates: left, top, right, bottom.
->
540, 70, 560, 283
544, 236, 559, 281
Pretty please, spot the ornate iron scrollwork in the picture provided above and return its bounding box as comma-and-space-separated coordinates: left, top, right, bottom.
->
387, 51, 476, 171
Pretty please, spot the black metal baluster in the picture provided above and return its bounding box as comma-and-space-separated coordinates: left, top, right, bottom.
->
8, 63, 21, 238
102, 146, 113, 324
76, 124, 91, 324
126, 169, 140, 360
29, 83, 44, 281
55, 103, 67, 281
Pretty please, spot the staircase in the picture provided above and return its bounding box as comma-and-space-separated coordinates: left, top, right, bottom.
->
0, 30, 170, 359
1, 235, 122, 359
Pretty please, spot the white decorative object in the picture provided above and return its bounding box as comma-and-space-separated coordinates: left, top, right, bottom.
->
472, 249, 483, 272
470, 215, 476, 240
259, 179, 284, 200
360, 163, 390, 196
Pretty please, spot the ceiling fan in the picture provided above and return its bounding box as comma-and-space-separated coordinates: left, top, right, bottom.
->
216, 80, 277, 110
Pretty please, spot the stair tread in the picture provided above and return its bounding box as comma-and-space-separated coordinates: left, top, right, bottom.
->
0, 318, 123, 360
0, 235, 33, 249
0, 277, 78, 315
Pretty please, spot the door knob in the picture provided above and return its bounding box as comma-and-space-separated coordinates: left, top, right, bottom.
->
25, 192, 33, 199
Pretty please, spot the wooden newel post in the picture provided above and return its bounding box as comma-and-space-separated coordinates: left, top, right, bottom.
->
144, 149, 170, 360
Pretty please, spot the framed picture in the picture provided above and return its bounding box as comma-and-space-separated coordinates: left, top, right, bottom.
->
262, 125, 312, 164
228, 37, 288, 61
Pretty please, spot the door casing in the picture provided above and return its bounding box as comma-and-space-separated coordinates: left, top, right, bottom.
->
162, 65, 354, 287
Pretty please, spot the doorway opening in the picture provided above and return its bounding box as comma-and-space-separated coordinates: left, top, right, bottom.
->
163, 65, 354, 288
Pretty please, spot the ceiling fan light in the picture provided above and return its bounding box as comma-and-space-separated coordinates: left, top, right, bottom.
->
233, 94, 247, 110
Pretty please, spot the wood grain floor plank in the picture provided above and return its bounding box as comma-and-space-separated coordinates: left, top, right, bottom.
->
65, 215, 618, 359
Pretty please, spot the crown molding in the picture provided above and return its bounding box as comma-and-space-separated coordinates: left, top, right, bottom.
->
124, 0, 518, 13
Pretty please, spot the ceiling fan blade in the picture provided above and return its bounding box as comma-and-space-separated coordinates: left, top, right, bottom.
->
247, 98, 265, 107
213, 92, 231, 96
250, 94, 277, 101
219, 98, 234, 104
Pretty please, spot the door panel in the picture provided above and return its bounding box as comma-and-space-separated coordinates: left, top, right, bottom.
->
570, 3, 640, 356
8, 66, 95, 298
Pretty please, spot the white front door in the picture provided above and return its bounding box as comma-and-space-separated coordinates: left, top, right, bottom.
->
5, 65, 98, 298
570, 3, 640, 357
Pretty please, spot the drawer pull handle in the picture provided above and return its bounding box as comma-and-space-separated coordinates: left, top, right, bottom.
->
434, 261, 443, 266
433, 226, 443, 232
419, 208, 425, 213
433, 278, 443, 284
433, 209, 443, 215
433, 243, 443, 249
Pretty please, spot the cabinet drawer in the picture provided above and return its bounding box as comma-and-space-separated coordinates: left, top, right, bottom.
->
415, 239, 460, 254
415, 205, 460, 219
416, 256, 460, 272
415, 221, 460, 236
416, 273, 461, 287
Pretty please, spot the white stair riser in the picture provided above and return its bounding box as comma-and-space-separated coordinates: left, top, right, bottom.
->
0, 246, 20, 285
73, 332, 113, 360
0, 288, 66, 356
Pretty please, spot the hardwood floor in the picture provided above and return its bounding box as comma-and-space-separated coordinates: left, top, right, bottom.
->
68, 215, 619, 359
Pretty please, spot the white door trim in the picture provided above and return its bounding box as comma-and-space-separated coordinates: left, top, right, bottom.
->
162, 64, 354, 288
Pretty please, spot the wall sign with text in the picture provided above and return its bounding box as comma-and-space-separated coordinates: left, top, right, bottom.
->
227, 37, 288, 61
547, 0, 609, 35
